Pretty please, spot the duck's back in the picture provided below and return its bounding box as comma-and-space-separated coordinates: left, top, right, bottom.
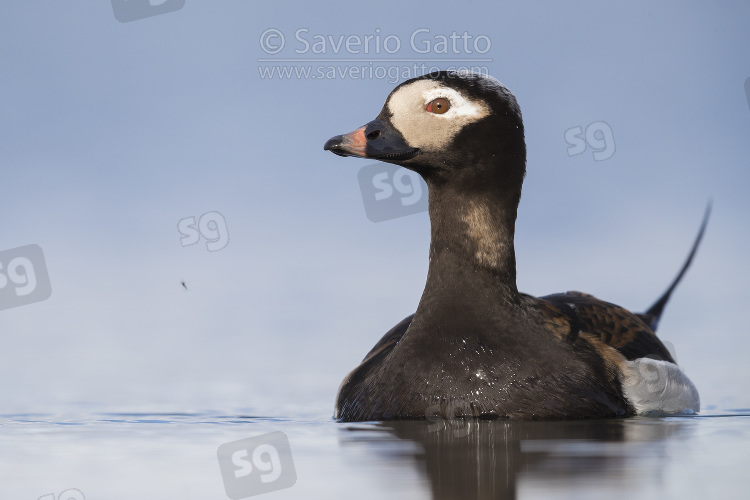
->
538, 291, 675, 362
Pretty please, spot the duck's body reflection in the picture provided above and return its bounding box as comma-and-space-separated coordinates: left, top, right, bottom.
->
339, 417, 689, 499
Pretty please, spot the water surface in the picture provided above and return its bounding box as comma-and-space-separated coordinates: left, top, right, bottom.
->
3, 410, 749, 499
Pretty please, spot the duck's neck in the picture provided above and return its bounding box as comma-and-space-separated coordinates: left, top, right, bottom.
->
412, 182, 522, 329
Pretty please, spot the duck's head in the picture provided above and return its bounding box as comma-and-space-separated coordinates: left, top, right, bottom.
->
324, 71, 526, 190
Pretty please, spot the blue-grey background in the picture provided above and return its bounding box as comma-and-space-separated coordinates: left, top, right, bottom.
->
2, 1, 749, 419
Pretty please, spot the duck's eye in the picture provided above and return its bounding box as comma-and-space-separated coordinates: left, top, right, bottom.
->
426, 98, 450, 114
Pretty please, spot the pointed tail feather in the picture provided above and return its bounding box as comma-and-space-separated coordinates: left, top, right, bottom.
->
640, 202, 712, 332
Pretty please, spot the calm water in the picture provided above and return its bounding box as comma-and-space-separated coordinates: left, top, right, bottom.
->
2, 409, 749, 499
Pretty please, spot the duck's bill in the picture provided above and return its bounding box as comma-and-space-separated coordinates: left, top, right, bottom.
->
324, 119, 419, 162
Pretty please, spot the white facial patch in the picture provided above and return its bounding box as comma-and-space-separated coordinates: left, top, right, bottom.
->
386, 79, 490, 151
